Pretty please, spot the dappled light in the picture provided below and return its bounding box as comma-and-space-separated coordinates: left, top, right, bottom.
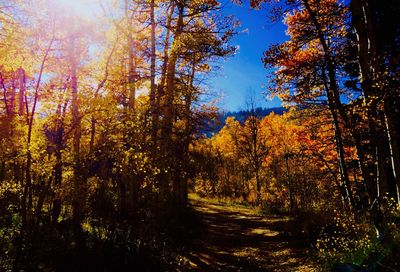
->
1, 0, 400, 271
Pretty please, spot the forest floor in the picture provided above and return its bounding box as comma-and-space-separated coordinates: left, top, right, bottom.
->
180, 194, 319, 272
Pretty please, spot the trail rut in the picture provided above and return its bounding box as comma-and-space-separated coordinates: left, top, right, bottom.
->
182, 197, 318, 272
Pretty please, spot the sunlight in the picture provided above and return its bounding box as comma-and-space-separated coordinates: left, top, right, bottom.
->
56, 0, 101, 18
2, 0, 398, 271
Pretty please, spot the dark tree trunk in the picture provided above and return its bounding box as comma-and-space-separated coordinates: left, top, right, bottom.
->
303, 0, 356, 207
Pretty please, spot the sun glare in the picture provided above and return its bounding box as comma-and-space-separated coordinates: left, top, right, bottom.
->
57, 0, 101, 19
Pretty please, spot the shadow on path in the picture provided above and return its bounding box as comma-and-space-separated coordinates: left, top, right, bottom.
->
182, 197, 317, 272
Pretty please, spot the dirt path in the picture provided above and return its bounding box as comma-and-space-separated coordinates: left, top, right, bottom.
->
182, 196, 318, 272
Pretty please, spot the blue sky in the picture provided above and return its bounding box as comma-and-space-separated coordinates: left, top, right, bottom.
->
56, 0, 288, 112
211, 2, 288, 111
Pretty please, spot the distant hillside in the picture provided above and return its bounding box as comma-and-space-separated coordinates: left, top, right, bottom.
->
200, 107, 286, 137
223, 107, 286, 123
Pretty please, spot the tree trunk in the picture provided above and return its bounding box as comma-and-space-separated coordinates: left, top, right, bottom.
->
384, 99, 400, 202
17, 67, 25, 116
52, 102, 64, 222
321, 66, 353, 208
285, 155, 294, 213
22, 36, 53, 224
303, 0, 356, 207
156, 2, 174, 119
180, 60, 196, 208
161, 2, 184, 205
126, 0, 136, 112
350, 0, 393, 201
68, 29, 84, 253
162, 3, 183, 140
149, 0, 157, 142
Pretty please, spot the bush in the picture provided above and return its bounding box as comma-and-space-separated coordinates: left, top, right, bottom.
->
316, 197, 400, 271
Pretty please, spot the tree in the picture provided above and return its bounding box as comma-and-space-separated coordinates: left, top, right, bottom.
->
0, 0, 239, 269
261, 0, 359, 208
350, 0, 400, 202
232, 102, 269, 206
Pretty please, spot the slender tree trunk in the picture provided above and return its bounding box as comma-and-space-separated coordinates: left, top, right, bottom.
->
163, 2, 184, 143
322, 66, 353, 207
14, 35, 53, 272
126, 0, 136, 112
9, 79, 15, 118
125, 0, 139, 215
284, 155, 294, 213
149, 0, 157, 142
384, 99, 400, 202
71, 46, 81, 218
52, 101, 65, 222
17, 67, 25, 116
52, 149, 62, 222
67, 28, 84, 253
161, 2, 184, 205
156, 3, 174, 113
349, 0, 395, 201
303, 0, 356, 207
0, 72, 10, 117
22, 37, 53, 224
180, 60, 196, 208
155, 5, 174, 202
255, 168, 261, 206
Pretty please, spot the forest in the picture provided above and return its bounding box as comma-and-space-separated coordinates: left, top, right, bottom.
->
0, 0, 399, 271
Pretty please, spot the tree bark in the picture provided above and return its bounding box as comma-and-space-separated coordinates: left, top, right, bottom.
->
384, 99, 400, 202
162, 2, 184, 145
149, 0, 157, 142
350, 0, 396, 201
321, 66, 353, 208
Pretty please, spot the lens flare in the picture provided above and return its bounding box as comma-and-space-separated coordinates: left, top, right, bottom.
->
57, 0, 100, 18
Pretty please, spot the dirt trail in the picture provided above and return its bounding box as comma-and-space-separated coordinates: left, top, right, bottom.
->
183, 196, 318, 272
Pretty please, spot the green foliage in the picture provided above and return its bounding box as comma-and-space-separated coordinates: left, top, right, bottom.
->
316, 216, 374, 265
315, 197, 400, 270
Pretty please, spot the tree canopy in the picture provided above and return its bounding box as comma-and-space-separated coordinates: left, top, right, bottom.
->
0, 0, 399, 271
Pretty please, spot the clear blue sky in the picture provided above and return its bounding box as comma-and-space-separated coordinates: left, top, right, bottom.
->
211, 1, 288, 111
